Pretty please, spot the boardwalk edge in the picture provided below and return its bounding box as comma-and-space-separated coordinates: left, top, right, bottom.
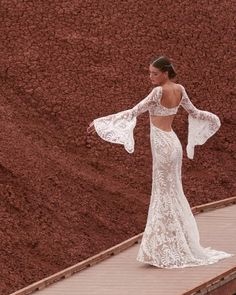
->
9, 196, 236, 295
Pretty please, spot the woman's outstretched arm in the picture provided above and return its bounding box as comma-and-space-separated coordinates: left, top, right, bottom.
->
87, 86, 161, 135
87, 87, 161, 153
180, 85, 221, 159
130, 86, 161, 117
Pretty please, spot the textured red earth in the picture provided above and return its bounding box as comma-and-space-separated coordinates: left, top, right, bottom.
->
0, 1, 235, 294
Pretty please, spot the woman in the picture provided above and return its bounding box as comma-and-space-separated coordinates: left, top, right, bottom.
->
87, 56, 234, 268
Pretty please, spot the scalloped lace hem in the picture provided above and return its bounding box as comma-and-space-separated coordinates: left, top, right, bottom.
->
136, 253, 235, 269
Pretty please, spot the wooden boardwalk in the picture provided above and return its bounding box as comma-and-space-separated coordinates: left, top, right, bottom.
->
11, 198, 236, 295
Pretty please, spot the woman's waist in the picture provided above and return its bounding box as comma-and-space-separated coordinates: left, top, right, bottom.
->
149, 115, 175, 132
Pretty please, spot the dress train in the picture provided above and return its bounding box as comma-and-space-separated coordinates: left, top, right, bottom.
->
136, 121, 234, 268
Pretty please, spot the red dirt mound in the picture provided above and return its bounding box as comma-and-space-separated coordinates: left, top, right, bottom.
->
0, 1, 235, 294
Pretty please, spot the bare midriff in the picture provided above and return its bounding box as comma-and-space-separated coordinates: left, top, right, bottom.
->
150, 114, 176, 132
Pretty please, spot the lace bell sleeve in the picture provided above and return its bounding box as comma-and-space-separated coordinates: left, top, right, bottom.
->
92, 87, 161, 153
180, 85, 221, 159
93, 110, 137, 153
129, 86, 161, 117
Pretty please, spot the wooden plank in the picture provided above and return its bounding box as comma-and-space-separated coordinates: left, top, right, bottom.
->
183, 268, 236, 294
191, 196, 236, 214
9, 198, 236, 295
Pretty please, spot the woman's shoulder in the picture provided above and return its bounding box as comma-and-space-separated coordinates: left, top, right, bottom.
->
157, 83, 185, 92
176, 83, 185, 90
176, 83, 187, 91
152, 83, 185, 93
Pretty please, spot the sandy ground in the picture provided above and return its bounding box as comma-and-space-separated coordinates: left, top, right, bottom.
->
0, 1, 235, 294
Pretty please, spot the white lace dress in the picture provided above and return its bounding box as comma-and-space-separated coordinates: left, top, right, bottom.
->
92, 84, 234, 268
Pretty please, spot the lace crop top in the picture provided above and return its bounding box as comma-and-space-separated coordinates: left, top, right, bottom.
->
92, 84, 221, 159
138, 85, 180, 116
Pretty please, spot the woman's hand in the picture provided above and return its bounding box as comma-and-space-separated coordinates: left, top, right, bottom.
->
87, 121, 96, 134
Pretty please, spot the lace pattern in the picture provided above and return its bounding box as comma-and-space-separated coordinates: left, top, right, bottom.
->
93, 85, 221, 159
130, 86, 179, 116
179, 85, 221, 159
91, 84, 234, 268
93, 110, 137, 153
136, 122, 234, 268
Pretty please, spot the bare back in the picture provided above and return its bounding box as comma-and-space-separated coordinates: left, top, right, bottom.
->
150, 83, 182, 131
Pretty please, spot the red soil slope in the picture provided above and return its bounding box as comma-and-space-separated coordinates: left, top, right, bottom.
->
0, 1, 235, 294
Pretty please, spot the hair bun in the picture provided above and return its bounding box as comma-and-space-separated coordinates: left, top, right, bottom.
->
165, 64, 173, 68
151, 56, 177, 79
